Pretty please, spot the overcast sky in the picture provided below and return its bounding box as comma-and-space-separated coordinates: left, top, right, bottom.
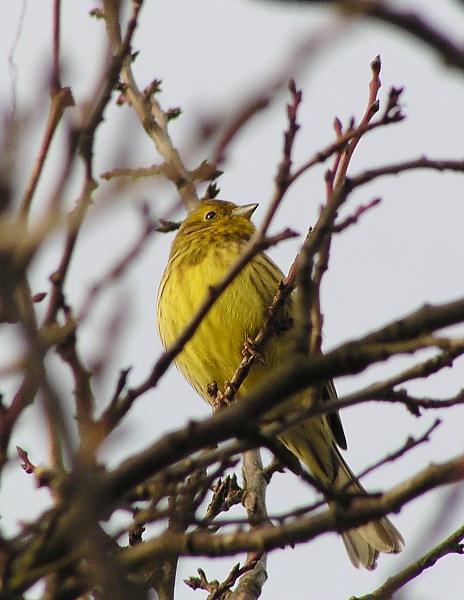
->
2, 0, 464, 598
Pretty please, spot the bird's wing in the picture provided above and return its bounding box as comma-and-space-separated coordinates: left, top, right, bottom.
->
325, 378, 347, 450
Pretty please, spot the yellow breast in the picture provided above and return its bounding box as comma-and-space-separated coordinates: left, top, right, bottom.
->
157, 243, 286, 402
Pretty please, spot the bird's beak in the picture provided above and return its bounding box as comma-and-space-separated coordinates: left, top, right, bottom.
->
232, 203, 258, 220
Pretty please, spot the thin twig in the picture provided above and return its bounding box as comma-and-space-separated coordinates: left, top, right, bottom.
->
347, 156, 464, 189
119, 452, 464, 566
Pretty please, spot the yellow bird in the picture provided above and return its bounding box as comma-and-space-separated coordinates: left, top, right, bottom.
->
157, 199, 403, 569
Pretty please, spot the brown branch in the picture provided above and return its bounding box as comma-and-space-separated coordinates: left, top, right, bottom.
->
382, 388, 464, 413
54, 302, 95, 449
209, 279, 294, 409
309, 351, 464, 420
347, 156, 464, 190
103, 0, 199, 209
354, 419, 442, 483
17, 87, 74, 219
10, 0, 147, 487
229, 450, 269, 600
185, 553, 263, 600
285, 63, 397, 306
103, 298, 464, 502
43, 180, 95, 326
262, 80, 302, 230
293, 55, 385, 356
204, 65, 386, 412
38, 4, 148, 324
238, 351, 464, 474
330, 343, 464, 416
119, 453, 464, 566
158, 420, 447, 536
365, 2, 464, 73
185, 455, 266, 600
289, 88, 404, 184
51, 0, 61, 92
264, 1, 464, 73
80, 0, 144, 179
333, 197, 381, 233
42, 0, 144, 326
333, 55, 382, 188
17, 0, 74, 219
16, 446, 37, 475
203, 474, 243, 523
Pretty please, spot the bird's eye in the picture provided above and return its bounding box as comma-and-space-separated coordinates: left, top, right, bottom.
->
204, 211, 217, 220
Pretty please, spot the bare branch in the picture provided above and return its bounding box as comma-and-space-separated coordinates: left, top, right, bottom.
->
119, 453, 464, 565
348, 156, 464, 190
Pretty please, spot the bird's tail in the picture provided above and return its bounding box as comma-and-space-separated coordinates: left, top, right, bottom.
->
278, 418, 404, 570
331, 447, 404, 570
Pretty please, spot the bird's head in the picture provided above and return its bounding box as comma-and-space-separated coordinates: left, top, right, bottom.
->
177, 199, 258, 239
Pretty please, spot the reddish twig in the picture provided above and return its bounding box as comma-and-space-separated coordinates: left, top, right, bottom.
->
333, 197, 381, 232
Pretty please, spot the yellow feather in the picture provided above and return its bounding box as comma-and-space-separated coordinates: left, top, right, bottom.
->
157, 199, 403, 569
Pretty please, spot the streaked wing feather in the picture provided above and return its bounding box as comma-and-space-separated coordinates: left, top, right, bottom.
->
324, 379, 347, 450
